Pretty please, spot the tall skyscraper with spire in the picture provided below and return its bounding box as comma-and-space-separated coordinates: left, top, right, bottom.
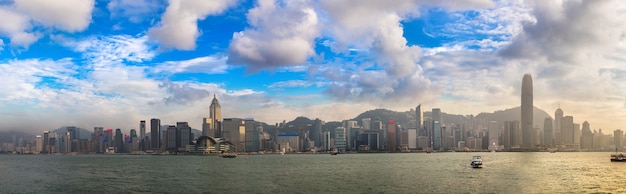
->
209, 94, 222, 137
521, 74, 533, 148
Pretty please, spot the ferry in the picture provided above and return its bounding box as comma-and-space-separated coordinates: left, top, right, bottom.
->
610, 153, 626, 162
471, 156, 483, 168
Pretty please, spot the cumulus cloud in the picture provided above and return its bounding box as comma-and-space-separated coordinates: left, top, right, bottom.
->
160, 80, 211, 105
227, 0, 320, 71
14, 0, 94, 32
149, 0, 238, 50
0, 0, 94, 47
0, 6, 38, 47
499, 1, 622, 64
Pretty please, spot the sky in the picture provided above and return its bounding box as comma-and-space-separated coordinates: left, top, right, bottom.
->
0, 0, 625, 135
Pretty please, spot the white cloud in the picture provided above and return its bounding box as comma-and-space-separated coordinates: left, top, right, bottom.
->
0, 6, 38, 47
14, 0, 94, 32
154, 55, 229, 75
268, 80, 313, 89
149, 0, 238, 50
58, 34, 156, 68
0, 0, 94, 48
227, 0, 320, 71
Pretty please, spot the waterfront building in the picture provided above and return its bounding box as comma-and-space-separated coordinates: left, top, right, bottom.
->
140, 120, 146, 151
417, 136, 429, 150
580, 121, 593, 150
115, 128, 123, 153
400, 130, 409, 151
416, 104, 423, 134
521, 74, 533, 148
323, 131, 332, 151
334, 127, 347, 151
35, 135, 43, 153
387, 120, 397, 152
243, 118, 257, 152
222, 118, 245, 151
573, 123, 581, 147
177, 122, 192, 151
165, 125, 177, 151
433, 120, 441, 150
561, 116, 574, 145
150, 118, 161, 151
130, 129, 139, 152
503, 120, 521, 148
488, 121, 499, 150
42, 130, 49, 153
615, 129, 623, 151
554, 108, 564, 145
312, 118, 323, 148
276, 134, 299, 153
408, 129, 417, 149
359, 129, 381, 150
543, 118, 554, 146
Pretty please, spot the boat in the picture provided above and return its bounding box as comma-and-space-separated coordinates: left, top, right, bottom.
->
218, 153, 238, 158
471, 156, 483, 168
547, 148, 557, 153
611, 153, 626, 162
330, 148, 339, 155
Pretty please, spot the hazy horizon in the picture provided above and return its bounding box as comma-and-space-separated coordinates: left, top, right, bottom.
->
0, 0, 624, 134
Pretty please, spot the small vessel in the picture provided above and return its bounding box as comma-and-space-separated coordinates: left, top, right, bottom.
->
218, 152, 237, 158
330, 148, 339, 155
547, 148, 557, 153
471, 156, 483, 168
611, 153, 626, 162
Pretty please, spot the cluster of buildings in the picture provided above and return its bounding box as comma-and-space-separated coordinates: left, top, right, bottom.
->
1, 74, 625, 154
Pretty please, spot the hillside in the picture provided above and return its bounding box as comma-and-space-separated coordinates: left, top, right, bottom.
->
475, 106, 552, 128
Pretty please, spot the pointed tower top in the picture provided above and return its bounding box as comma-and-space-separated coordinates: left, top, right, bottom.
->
211, 94, 219, 105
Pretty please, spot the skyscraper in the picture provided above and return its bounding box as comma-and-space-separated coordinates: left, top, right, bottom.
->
521, 74, 533, 148
209, 94, 222, 137
387, 120, 397, 152
416, 104, 423, 135
554, 108, 563, 145
312, 118, 323, 148
115, 128, 123, 153
150, 118, 161, 150
615, 129, 624, 151
140, 120, 146, 151
561, 116, 574, 145
543, 117, 553, 146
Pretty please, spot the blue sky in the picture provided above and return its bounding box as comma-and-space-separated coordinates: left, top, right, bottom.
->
1, 0, 626, 134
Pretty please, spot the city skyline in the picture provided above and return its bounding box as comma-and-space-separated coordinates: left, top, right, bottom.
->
0, 1, 625, 134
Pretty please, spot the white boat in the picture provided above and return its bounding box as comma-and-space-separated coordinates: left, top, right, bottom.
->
547, 148, 557, 153
471, 156, 483, 168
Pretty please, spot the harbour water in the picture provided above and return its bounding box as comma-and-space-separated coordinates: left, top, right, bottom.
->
0, 152, 624, 193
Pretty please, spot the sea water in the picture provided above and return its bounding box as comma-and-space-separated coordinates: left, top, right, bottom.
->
0, 152, 624, 193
